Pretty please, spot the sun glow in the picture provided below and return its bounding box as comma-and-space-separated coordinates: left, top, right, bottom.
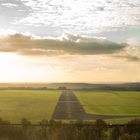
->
0, 53, 59, 82
0, 52, 140, 83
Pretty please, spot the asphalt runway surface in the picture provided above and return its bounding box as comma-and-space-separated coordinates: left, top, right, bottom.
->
52, 90, 137, 120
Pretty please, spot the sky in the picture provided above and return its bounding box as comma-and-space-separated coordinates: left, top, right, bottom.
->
0, 0, 140, 83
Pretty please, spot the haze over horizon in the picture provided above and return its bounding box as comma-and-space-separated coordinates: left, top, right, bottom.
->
0, 0, 140, 83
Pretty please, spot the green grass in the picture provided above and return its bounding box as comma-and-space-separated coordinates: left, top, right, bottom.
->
0, 90, 61, 123
105, 117, 140, 124
75, 91, 140, 116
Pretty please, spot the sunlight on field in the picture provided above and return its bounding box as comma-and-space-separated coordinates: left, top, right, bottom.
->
75, 91, 140, 116
0, 90, 61, 123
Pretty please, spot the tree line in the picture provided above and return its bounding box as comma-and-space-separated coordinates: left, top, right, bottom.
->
0, 118, 140, 140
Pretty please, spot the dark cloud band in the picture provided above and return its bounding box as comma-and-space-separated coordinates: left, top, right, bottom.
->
0, 33, 127, 56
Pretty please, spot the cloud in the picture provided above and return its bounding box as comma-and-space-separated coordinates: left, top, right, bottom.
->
1, 3, 18, 8
113, 46, 140, 62
16, 0, 140, 34
0, 29, 18, 36
126, 38, 140, 47
123, 56, 140, 61
114, 55, 140, 62
0, 33, 127, 56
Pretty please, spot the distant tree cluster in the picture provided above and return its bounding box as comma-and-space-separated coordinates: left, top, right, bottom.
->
0, 118, 140, 140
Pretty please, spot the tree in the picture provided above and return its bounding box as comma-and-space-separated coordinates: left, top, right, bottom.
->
126, 119, 140, 134
110, 126, 120, 140
94, 119, 108, 140
120, 134, 136, 140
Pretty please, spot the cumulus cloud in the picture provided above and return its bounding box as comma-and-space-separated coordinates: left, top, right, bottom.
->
0, 33, 127, 56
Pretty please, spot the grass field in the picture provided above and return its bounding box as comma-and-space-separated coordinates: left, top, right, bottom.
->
75, 91, 140, 116
0, 90, 140, 124
0, 90, 61, 123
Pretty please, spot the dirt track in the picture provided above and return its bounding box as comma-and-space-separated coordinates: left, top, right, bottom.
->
52, 90, 137, 120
